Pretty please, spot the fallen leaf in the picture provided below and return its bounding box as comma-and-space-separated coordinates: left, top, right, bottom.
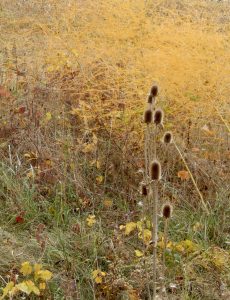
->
96, 175, 104, 184
0, 281, 14, 299
35, 270, 52, 281
0, 86, 11, 98
125, 222, 137, 235
20, 262, 32, 276
135, 250, 144, 257
16, 280, 40, 295
86, 215, 96, 227
103, 199, 113, 208
177, 170, 190, 180
138, 229, 152, 245
16, 216, 24, 223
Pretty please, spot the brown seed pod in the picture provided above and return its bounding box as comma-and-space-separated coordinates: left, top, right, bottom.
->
144, 109, 153, 124
141, 184, 148, 196
147, 94, 154, 104
162, 203, 173, 219
150, 160, 161, 180
154, 108, 164, 125
163, 132, 173, 144
150, 84, 158, 97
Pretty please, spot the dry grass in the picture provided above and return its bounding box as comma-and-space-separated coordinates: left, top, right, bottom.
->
0, 0, 230, 299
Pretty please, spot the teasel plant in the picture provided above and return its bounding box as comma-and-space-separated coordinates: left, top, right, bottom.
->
142, 83, 165, 299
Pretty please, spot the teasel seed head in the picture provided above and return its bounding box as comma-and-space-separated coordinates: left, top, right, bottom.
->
147, 94, 154, 104
150, 84, 158, 97
154, 108, 164, 125
150, 160, 161, 181
141, 183, 148, 196
144, 109, 153, 124
162, 203, 173, 219
163, 131, 173, 144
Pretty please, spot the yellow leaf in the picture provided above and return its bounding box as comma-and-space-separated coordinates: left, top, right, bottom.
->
92, 269, 106, 284
145, 220, 151, 229
138, 229, 152, 245
136, 221, 143, 232
92, 269, 99, 278
20, 262, 32, 276
86, 215, 96, 227
39, 282, 46, 290
175, 239, 199, 254
36, 270, 53, 281
34, 264, 42, 273
135, 250, 144, 257
90, 160, 101, 169
10, 286, 19, 296
103, 199, 113, 208
16, 280, 40, 295
96, 175, 104, 184
45, 112, 52, 122
174, 244, 185, 253
182, 239, 199, 252
96, 161, 101, 169
95, 276, 102, 284
125, 222, 137, 235
0, 281, 14, 299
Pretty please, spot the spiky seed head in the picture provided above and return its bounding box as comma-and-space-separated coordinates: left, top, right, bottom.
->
144, 109, 153, 124
147, 94, 154, 104
162, 203, 173, 219
163, 131, 173, 144
150, 160, 161, 181
141, 184, 148, 196
150, 84, 158, 97
154, 108, 164, 125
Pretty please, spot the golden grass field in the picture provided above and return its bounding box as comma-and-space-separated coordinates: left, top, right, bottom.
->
0, 0, 230, 299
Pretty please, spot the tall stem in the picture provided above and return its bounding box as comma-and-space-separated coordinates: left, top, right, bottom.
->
152, 181, 158, 299
163, 218, 168, 275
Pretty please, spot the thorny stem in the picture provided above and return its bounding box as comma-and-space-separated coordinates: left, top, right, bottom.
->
144, 123, 152, 300
163, 218, 168, 275
151, 181, 158, 300
141, 210, 152, 300
145, 125, 151, 179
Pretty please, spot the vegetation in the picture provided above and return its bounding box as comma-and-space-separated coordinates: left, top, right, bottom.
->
0, 0, 229, 299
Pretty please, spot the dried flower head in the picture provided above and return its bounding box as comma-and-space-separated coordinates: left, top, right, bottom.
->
147, 94, 154, 104
150, 84, 158, 97
163, 132, 173, 144
154, 109, 164, 125
141, 183, 148, 196
162, 203, 173, 219
150, 160, 161, 181
144, 109, 153, 124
